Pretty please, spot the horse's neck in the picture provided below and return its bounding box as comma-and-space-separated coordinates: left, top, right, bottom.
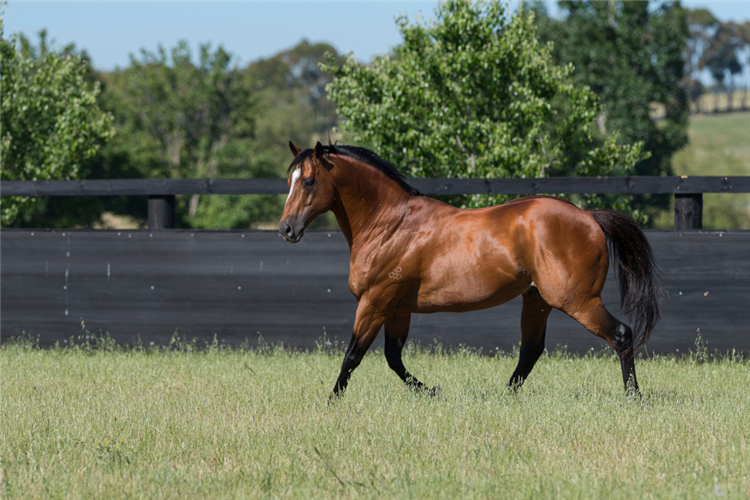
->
330, 158, 411, 249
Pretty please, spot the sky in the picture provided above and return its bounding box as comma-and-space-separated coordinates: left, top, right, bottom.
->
3, 1, 749, 72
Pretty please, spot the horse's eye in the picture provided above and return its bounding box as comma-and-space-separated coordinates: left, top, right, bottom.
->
303, 178, 315, 189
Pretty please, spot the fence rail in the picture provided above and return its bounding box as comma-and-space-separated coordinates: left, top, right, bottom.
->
3, 176, 749, 230
3, 176, 749, 196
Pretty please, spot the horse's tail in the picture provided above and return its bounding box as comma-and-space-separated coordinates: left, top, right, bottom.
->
591, 210, 664, 353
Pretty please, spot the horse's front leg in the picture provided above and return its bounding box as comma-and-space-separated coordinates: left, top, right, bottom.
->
384, 312, 441, 396
330, 300, 386, 401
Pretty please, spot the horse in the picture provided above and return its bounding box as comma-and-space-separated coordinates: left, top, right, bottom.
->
279, 141, 662, 399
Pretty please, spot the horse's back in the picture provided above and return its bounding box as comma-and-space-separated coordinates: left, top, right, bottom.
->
444, 195, 601, 251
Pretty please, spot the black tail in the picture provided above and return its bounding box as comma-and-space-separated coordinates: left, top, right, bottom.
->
591, 211, 664, 353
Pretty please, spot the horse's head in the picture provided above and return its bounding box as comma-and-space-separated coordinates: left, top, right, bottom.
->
279, 140, 336, 243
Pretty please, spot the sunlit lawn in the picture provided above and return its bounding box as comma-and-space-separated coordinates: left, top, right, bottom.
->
656, 111, 750, 229
2, 339, 749, 499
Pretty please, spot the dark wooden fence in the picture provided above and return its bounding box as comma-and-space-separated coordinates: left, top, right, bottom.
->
4, 175, 750, 230
2, 177, 748, 353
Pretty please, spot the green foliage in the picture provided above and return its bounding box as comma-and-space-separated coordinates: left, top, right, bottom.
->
324, 0, 643, 212
245, 40, 343, 228
3, 31, 148, 229
0, 22, 114, 226
4, 35, 345, 230
97, 41, 283, 228
10, 37, 288, 230
533, 1, 690, 223
247, 39, 341, 163
105, 42, 254, 179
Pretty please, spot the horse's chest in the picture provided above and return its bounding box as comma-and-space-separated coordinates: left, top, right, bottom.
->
347, 265, 386, 300
347, 268, 367, 300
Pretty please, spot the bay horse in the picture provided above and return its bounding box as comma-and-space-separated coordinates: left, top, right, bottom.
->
279, 141, 662, 399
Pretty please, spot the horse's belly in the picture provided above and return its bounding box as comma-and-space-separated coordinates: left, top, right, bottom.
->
407, 272, 527, 314
397, 228, 528, 313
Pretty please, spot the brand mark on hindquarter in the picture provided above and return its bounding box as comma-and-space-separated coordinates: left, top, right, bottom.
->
388, 267, 402, 280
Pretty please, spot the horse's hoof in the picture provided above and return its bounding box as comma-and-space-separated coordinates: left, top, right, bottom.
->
429, 386, 443, 398
327, 393, 343, 406
626, 388, 642, 400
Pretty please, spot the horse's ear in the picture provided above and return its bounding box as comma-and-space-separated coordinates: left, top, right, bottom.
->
313, 141, 324, 159
289, 141, 302, 157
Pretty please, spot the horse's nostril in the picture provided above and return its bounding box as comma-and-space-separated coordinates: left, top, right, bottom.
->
285, 223, 293, 237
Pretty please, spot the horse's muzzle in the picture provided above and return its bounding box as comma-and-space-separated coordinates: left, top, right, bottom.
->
279, 219, 305, 243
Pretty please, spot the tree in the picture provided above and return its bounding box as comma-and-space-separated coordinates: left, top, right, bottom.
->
324, 0, 643, 214
101, 41, 281, 228
245, 40, 343, 228
741, 21, 750, 110
737, 21, 750, 111
683, 8, 718, 113
4, 29, 145, 228
533, 1, 690, 223
699, 21, 745, 112
246, 40, 342, 168
0, 22, 114, 226
4, 37, 344, 230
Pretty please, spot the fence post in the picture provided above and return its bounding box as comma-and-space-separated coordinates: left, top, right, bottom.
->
674, 193, 702, 230
148, 195, 175, 230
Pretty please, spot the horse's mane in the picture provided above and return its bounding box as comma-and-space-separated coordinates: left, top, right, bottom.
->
287, 143, 424, 197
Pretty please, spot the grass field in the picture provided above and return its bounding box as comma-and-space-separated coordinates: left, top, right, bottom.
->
655, 111, 750, 229
2, 339, 749, 499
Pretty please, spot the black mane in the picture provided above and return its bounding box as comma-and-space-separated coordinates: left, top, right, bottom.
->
287, 143, 424, 197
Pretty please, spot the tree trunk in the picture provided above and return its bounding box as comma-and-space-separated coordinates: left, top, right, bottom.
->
596, 112, 607, 135
714, 90, 720, 113
727, 76, 734, 113
188, 194, 201, 218
187, 136, 227, 218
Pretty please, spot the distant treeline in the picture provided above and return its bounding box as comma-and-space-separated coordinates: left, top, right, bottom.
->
533, 3, 750, 117
679, 9, 750, 114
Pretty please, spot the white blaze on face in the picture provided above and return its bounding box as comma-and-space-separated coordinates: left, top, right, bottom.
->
286, 168, 301, 205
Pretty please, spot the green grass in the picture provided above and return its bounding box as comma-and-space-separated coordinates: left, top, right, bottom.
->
655, 111, 750, 229
2, 339, 749, 499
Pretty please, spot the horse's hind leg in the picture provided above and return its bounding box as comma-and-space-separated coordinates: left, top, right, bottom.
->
508, 288, 552, 390
566, 297, 639, 394
384, 313, 439, 395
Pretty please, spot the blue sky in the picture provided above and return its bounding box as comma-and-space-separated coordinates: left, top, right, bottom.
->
3, 1, 749, 71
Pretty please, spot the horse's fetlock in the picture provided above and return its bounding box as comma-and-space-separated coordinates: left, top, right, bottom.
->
519, 342, 545, 361
385, 357, 401, 371
613, 323, 633, 352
